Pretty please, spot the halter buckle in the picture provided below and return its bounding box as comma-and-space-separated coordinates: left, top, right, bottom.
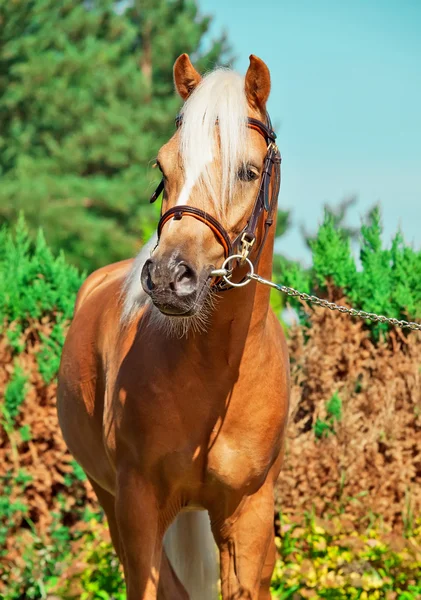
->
240, 232, 255, 260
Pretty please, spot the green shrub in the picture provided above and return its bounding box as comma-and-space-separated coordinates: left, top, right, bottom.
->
0, 215, 84, 390
0, 214, 83, 331
273, 207, 421, 338
310, 212, 357, 293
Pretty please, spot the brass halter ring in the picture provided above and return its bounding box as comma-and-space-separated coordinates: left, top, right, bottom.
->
220, 254, 254, 288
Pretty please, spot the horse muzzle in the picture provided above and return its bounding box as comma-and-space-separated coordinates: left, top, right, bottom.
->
141, 256, 210, 316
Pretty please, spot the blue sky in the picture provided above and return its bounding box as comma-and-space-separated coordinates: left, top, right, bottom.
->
199, 0, 421, 263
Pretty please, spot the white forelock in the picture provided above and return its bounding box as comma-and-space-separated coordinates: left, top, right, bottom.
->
178, 68, 248, 211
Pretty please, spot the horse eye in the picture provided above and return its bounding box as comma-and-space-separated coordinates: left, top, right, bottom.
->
238, 167, 258, 182
155, 161, 167, 179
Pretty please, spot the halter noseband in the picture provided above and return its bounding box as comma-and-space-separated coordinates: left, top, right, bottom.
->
150, 114, 281, 289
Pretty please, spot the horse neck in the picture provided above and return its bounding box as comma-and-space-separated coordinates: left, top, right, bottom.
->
196, 223, 276, 347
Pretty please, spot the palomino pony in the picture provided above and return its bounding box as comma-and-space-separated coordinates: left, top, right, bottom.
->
57, 54, 290, 600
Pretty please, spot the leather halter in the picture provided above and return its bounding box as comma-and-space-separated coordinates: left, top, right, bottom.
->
150, 114, 281, 289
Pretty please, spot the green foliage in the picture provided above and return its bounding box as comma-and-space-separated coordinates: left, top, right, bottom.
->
19, 423, 32, 442
314, 417, 333, 440
36, 322, 67, 383
310, 212, 357, 292
274, 207, 421, 338
3, 361, 27, 423
0, 470, 31, 552
0, 0, 231, 271
327, 391, 343, 422
273, 254, 312, 298
3, 516, 125, 600
348, 208, 421, 337
0, 214, 83, 328
63, 460, 88, 488
75, 531, 125, 600
4, 509, 420, 599
271, 513, 421, 599
314, 392, 342, 439
270, 253, 311, 327
0, 218, 83, 391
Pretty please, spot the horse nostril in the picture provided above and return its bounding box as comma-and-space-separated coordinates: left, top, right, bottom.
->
171, 261, 197, 295
175, 263, 194, 284
141, 259, 155, 292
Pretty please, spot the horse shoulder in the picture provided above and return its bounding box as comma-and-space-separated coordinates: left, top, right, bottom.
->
74, 258, 133, 315
58, 260, 135, 488
62, 259, 135, 388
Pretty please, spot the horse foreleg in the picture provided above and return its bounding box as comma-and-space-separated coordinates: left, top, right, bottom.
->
210, 481, 275, 600
115, 466, 163, 600
88, 476, 123, 559
89, 474, 187, 599
259, 536, 277, 600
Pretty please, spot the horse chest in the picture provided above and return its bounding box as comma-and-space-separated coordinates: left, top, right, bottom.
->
112, 341, 287, 498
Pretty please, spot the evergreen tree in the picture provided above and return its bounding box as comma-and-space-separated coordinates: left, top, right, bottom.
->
0, 0, 231, 270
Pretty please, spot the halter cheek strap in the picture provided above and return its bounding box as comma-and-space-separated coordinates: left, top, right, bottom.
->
150, 114, 281, 289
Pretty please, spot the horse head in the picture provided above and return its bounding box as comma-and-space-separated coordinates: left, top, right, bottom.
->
141, 54, 277, 320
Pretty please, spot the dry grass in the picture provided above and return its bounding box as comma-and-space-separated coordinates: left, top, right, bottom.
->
276, 304, 421, 530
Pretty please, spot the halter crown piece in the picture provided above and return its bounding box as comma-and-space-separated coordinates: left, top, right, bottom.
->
150, 114, 281, 289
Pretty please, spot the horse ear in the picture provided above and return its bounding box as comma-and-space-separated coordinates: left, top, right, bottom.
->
173, 54, 202, 100
245, 55, 271, 112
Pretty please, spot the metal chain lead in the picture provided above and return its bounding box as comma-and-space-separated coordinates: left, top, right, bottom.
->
251, 273, 421, 331
212, 257, 421, 331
